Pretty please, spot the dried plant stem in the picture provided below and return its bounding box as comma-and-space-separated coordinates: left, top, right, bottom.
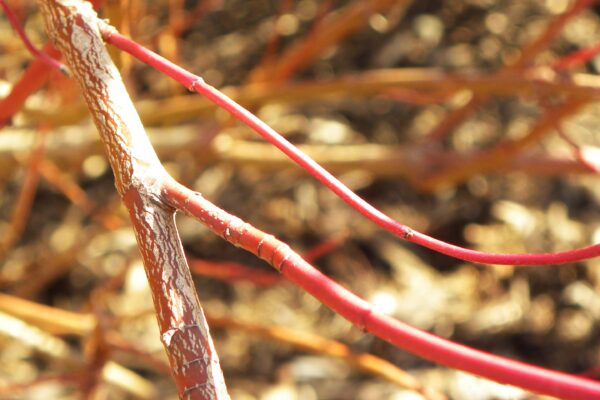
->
0, 126, 595, 182
39, 158, 124, 229
513, 0, 596, 69
419, 95, 483, 143
0, 307, 156, 398
246, 0, 294, 84
418, 0, 594, 149
419, 97, 590, 190
266, 0, 411, 82
0, 292, 96, 335
0, 292, 441, 398
21, 68, 600, 127
37, 1, 228, 398
207, 315, 446, 400
0, 129, 45, 260
217, 139, 599, 179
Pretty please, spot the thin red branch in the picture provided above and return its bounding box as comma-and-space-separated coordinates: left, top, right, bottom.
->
162, 177, 600, 400
513, 0, 597, 69
301, 233, 347, 263
188, 236, 344, 286
0, 0, 108, 128
552, 40, 600, 71
101, 27, 600, 266
0, 0, 66, 73
188, 258, 280, 286
0, 42, 60, 128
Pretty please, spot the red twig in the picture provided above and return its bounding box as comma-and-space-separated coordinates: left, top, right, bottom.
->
552, 41, 600, 71
188, 235, 345, 286
0, 0, 66, 73
188, 258, 280, 286
101, 26, 600, 266
162, 177, 600, 400
0, 42, 60, 128
0, 0, 106, 128
0, 374, 80, 397
301, 233, 347, 262
514, 0, 597, 69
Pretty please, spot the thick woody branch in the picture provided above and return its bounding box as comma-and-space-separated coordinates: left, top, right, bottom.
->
36, 1, 228, 399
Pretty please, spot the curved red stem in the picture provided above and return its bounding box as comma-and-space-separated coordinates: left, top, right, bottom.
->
163, 178, 600, 400
0, 0, 66, 73
102, 27, 600, 266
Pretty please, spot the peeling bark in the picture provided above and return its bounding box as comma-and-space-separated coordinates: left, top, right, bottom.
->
36, 1, 229, 398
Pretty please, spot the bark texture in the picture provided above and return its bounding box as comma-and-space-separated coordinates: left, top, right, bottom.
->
36, 1, 229, 398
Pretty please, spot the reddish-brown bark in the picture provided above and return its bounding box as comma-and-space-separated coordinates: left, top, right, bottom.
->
36, 1, 228, 398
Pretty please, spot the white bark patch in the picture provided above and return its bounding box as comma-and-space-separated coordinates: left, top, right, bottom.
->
167, 287, 186, 323
162, 327, 178, 347
43, 0, 164, 194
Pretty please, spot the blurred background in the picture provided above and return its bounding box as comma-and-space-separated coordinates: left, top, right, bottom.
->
1, 0, 600, 398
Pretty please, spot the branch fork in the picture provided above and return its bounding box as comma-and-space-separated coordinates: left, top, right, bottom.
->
37, 1, 228, 398
34, 0, 600, 399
